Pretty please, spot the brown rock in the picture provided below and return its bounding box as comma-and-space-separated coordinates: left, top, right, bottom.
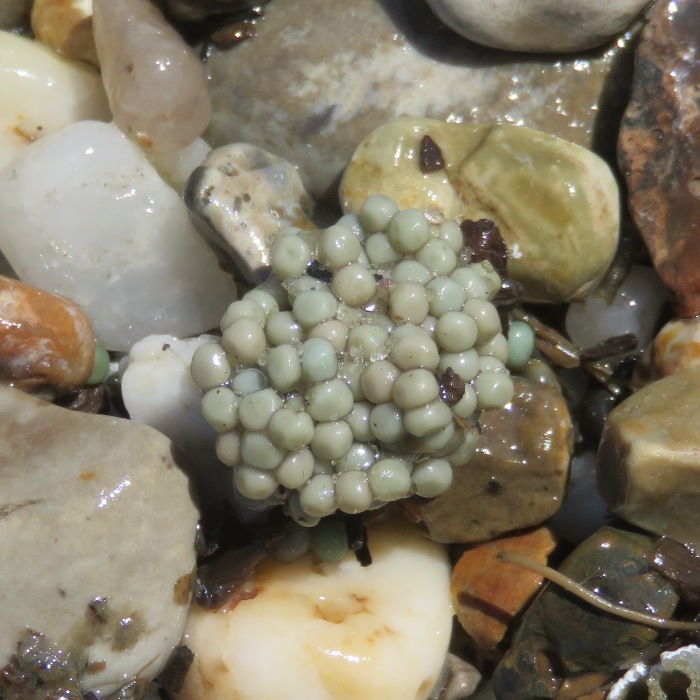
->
0, 275, 95, 391
408, 377, 572, 543
451, 526, 557, 651
31, 0, 98, 66
618, 0, 700, 317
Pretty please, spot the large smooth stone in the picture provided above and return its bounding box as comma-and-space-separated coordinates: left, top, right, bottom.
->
0, 31, 110, 171
177, 518, 453, 700
598, 368, 700, 549
493, 527, 679, 699
407, 377, 572, 543
340, 119, 620, 303
205, 0, 637, 200
0, 385, 200, 696
0, 121, 238, 351
425, 0, 649, 52
618, 0, 700, 318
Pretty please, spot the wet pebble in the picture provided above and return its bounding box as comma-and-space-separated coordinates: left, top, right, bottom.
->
493, 526, 680, 699
408, 377, 572, 543
341, 118, 620, 303
0, 120, 238, 351
425, 0, 650, 52
0, 385, 200, 696
0, 275, 95, 391
599, 367, 700, 549
450, 526, 557, 652
184, 144, 314, 286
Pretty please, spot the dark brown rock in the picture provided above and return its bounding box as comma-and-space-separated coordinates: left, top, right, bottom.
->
492, 527, 680, 700
407, 377, 572, 543
618, 0, 700, 317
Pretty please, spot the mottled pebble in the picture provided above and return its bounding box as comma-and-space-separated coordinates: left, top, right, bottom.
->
618, 0, 700, 317
0, 275, 94, 391
651, 316, 700, 377
31, 0, 97, 66
184, 143, 314, 286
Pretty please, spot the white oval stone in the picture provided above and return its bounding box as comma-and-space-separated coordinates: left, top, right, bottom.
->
0, 121, 238, 350
178, 518, 453, 700
0, 31, 110, 171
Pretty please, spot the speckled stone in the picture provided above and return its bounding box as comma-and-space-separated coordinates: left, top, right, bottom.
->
650, 317, 700, 377
406, 377, 572, 543
205, 0, 637, 200
598, 367, 700, 549
618, 0, 700, 318
0, 385, 200, 696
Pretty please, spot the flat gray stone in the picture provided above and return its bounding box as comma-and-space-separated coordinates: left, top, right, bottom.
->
0, 386, 200, 696
205, 0, 637, 200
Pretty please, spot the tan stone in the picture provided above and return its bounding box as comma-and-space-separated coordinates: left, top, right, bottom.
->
340, 118, 619, 303
0, 275, 95, 391
451, 526, 557, 651
598, 368, 700, 549
31, 0, 98, 66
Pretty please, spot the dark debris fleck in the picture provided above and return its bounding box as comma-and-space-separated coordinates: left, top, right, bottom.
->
419, 135, 445, 174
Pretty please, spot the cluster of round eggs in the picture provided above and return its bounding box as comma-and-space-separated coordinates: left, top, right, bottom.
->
190, 195, 515, 524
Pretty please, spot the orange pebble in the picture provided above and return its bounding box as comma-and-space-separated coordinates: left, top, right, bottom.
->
450, 526, 557, 652
0, 275, 95, 391
652, 317, 700, 377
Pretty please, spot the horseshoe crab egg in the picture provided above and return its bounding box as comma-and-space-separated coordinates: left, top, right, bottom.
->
190, 195, 515, 521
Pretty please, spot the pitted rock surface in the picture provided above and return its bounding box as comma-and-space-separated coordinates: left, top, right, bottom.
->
618, 0, 700, 317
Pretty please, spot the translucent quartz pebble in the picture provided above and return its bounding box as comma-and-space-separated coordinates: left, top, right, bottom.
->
0, 385, 199, 697
0, 121, 238, 351
92, 0, 211, 152
0, 31, 110, 171
177, 518, 453, 700
120, 334, 219, 453
565, 265, 669, 351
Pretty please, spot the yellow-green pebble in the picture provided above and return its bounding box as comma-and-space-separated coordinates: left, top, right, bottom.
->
507, 320, 536, 370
